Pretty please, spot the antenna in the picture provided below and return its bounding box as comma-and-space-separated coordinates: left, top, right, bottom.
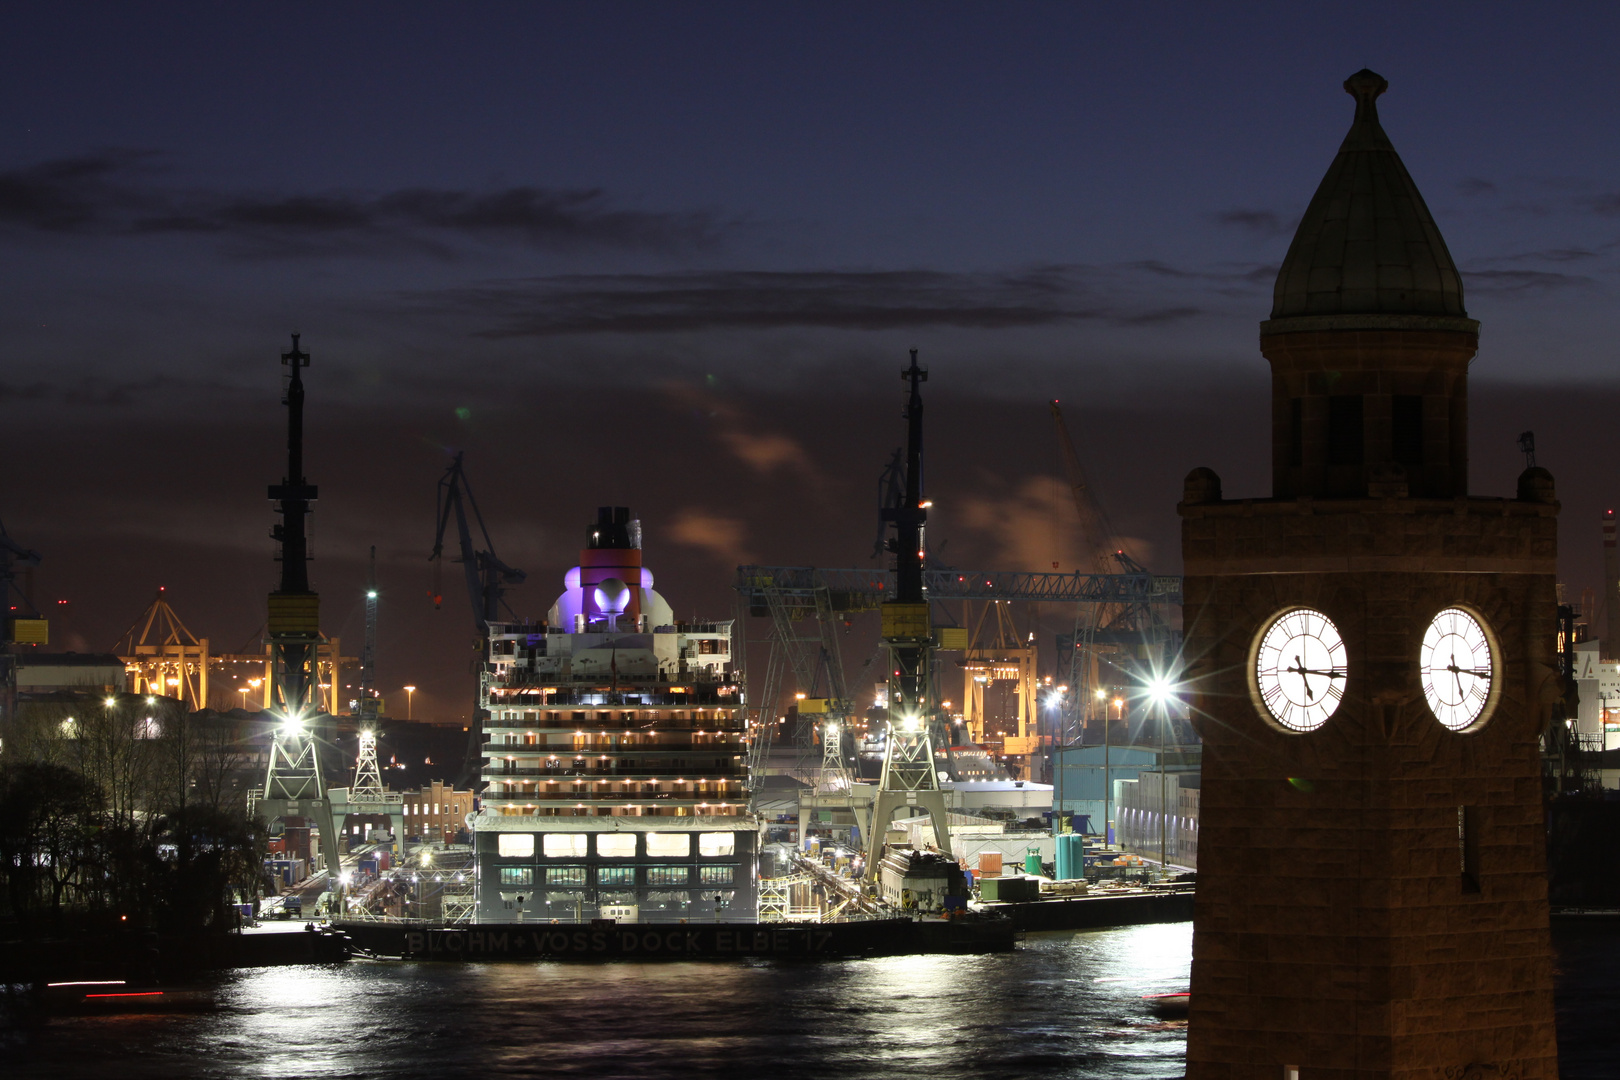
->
1518, 431, 1537, 469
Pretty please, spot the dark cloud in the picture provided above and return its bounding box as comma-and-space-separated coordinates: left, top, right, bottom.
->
413, 267, 1208, 337
1127, 260, 1276, 286
1581, 192, 1620, 217
0, 380, 53, 401
1114, 306, 1204, 326
1461, 268, 1593, 292
1456, 177, 1497, 197
0, 149, 162, 231
1493, 247, 1601, 263
0, 150, 724, 255
1212, 209, 1296, 237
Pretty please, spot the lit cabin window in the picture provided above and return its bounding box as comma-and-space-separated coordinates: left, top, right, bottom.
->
543, 834, 587, 857
646, 832, 691, 857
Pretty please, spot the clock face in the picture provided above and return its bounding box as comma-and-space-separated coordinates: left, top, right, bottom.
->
1420, 607, 1495, 731
1254, 607, 1348, 732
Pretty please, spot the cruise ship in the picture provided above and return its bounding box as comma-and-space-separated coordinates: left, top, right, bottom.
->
471, 507, 756, 923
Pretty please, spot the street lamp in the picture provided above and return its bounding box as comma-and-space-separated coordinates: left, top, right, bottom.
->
1146, 675, 1178, 872
404, 685, 416, 720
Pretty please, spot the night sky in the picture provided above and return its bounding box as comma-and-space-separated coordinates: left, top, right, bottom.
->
5, 5, 1620, 720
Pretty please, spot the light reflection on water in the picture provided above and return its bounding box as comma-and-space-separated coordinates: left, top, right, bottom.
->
15, 923, 1194, 1080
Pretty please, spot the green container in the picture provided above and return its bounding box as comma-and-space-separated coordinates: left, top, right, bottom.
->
980, 876, 1039, 903
1024, 848, 1043, 875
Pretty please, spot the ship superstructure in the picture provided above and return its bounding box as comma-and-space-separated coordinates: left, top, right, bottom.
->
472, 507, 755, 922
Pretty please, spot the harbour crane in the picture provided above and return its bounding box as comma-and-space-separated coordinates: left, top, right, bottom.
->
1050, 399, 1144, 576
254, 334, 345, 903
864, 349, 953, 880
1049, 400, 1176, 749
430, 452, 527, 632
737, 394, 1186, 859
357, 545, 380, 720
0, 517, 42, 622
428, 451, 526, 784
0, 516, 45, 650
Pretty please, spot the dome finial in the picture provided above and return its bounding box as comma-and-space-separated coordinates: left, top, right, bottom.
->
1344, 68, 1388, 124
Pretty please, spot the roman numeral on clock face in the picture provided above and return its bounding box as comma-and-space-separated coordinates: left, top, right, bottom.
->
1254, 607, 1347, 732
1421, 608, 1494, 731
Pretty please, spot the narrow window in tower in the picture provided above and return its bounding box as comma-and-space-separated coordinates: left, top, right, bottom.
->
1288, 398, 1304, 467
1392, 395, 1423, 466
1326, 395, 1363, 465
1459, 805, 1481, 893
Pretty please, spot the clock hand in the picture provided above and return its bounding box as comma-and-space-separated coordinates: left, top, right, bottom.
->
1287, 656, 1315, 702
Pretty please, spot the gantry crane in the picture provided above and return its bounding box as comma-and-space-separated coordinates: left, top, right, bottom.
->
429, 451, 526, 784
735, 388, 1186, 871
863, 350, 953, 879
253, 335, 345, 902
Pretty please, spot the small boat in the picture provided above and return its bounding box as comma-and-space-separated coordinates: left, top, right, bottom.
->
1142, 990, 1190, 1016
39, 980, 216, 1015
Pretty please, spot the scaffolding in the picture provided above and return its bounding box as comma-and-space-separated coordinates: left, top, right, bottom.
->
757, 873, 819, 922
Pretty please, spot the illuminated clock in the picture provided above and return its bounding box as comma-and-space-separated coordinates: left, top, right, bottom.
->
1254, 607, 1348, 732
1420, 607, 1495, 731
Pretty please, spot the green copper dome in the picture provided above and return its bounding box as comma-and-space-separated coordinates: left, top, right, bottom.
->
1270, 70, 1468, 322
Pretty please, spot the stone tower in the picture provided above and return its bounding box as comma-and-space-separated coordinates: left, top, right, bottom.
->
1181, 71, 1560, 1079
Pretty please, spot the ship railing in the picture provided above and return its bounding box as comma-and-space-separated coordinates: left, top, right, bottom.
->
486, 684, 739, 702
480, 788, 742, 802
484, 766, 748, 780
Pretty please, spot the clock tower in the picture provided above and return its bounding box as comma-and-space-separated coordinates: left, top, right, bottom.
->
1181, 71, 1560, 1079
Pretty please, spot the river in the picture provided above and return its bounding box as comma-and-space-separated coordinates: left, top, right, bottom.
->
7, 919, 1617, 1079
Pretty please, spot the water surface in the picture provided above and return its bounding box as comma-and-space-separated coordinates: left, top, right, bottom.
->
10, 919, 1618, 1079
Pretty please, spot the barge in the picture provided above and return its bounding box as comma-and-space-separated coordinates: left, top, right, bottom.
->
986, 886, 1194, 932
338, 915, 1015, 960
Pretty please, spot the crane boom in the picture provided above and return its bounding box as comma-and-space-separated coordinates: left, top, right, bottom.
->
429, 452, 525, 785
430, 452, 526, 631
1050, 400, 1144, 575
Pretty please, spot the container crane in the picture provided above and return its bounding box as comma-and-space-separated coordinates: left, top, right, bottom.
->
429, 451, 525, 784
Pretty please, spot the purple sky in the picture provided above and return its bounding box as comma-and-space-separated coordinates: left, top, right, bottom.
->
5, 5, 1620, 719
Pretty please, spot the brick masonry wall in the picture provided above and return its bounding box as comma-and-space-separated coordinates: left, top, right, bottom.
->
1181, 495, 1560, 1080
